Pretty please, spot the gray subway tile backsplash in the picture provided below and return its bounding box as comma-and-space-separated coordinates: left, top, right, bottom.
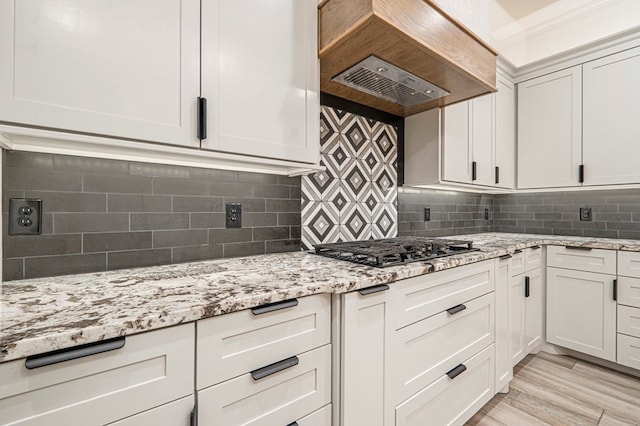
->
3, 151, 302, 281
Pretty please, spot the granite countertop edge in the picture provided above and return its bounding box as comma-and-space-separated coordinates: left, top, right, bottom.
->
2, 233, 639, 363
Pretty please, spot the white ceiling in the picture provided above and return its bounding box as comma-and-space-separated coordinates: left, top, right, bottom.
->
434, 0, 640, 68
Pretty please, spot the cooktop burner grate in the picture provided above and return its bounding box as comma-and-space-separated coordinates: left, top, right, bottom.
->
313, 237, 479, 268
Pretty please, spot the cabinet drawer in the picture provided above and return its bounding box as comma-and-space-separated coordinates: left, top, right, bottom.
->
296, 404, 331, 426
618, 305, 640, 339
619, 251, 640, 278
619, 276, 640, 308
525, 246, 543, 271
197, 293, 330, 389
0, 324, 194, 426
198, 344, 331, 426
395, 344, 495, 426
110, 395, 194, 426
547, 245, 616, 274
511, 250, 525, 276
617, 333, 640, 370
393, 293, 494, 403
393, 260, 494, 330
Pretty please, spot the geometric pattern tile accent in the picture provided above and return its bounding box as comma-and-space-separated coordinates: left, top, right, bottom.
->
302, 106, 399, 248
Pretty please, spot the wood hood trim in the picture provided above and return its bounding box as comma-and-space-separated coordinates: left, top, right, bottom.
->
319, 0, 498, 117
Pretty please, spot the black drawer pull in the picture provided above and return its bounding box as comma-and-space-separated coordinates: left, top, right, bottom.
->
613, 279, 618, 301
446, 363, 467, 380
565, 245, 592, 251
525, 276, 530, 298
514, 249, 523, 254
251, 356, 299, 381
190, 401, 198, 426
446, 304, 467, 315
286, 423, 299, 426
252, 299, 298, 315
531, 245, 541, 250
358, 284, 390, 296
499, 254, 512, 260
25, 337, 125, 369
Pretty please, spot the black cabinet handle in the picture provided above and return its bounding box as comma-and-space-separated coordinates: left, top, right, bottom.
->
446, 363, 467, 379
251, 356, 299, 381
358, 284, 390, 296
25, 337, 125, 369
613, 279, 618, 301
525, 276, 530, 298
579, 164, 585, 183
531, 245, 541, 250
286, 423, 299, 426
190, 401, 198, 426
197, 97, 207, 140
565, 245, 592, 251
495, 166, 500, 184
514, 249, 523, 254
446, 304, 467, 315
472, 161, 477, 181
499, 254, 512, 260
252, 299, 298, 315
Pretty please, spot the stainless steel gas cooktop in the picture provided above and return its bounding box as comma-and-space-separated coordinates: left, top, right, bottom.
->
313, 237, 479, 268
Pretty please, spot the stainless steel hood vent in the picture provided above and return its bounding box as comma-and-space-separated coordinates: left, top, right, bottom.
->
332, 56, 450, 108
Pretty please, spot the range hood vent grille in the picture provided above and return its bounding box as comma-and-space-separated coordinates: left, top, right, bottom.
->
332, 56, 450, 108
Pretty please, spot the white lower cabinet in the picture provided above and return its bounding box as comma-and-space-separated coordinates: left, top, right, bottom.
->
198, 345, 331, 426
394, 293, 495, 403
495, 255, 513, 392
617, 334, 640, 370
196, 293, 331, 426
296, 404, 332, 426
0, 324, 195, 426
339, 285, 393, 426
109, 395, 194, 426
525, 268, 543, 354
547, 267, 617, 361
394, 344, 495, 426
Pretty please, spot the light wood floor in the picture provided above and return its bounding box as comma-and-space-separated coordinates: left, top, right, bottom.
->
466, 352, 640, 426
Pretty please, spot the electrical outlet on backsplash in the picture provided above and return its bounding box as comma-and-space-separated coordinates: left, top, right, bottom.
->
301, 106, 399, 250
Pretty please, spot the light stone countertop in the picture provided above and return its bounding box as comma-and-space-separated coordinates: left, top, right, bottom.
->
2, 232, 639, 363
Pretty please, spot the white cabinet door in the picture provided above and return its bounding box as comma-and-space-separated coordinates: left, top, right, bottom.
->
340, 286, 393, 426
495, 256, 513, 391
201, 0, 319, 163
517, 66, 582, 189
583, 46, 640, 185
494, 75, 515, 189
547, 268, 617, 361
509, 274, 526, 366
471, 94, 495, 187
525, 268, 543, 353
0, 0, 200, 147
442, 101, 472, 184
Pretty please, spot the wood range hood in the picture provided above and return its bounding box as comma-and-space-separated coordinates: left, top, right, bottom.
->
319, 0, 498, 117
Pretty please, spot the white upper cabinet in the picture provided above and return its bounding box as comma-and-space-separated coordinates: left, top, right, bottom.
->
0, 0, 200, 147
201, 0, 319, 164
583, 46, 640, 186
494, 75, 515, 189
471, 94, 495, 187
517, 66, 582, 189
407, 73, 514, 190
442, 95, 494, 187
442, 101, 472, 184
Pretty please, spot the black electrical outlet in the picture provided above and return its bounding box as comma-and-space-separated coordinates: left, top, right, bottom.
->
226, 203, 242, 228
485, 209, 489, 220
580, 207, 592, 221
9, 198, 43, 235
424, 208, 431, 222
